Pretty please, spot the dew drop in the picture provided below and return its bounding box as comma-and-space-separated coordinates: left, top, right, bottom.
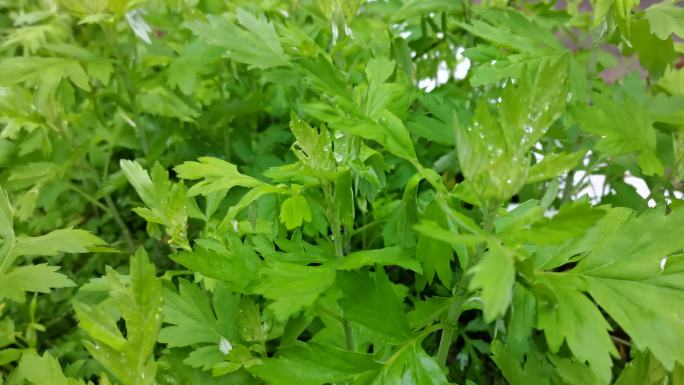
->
660, 256, 668, 271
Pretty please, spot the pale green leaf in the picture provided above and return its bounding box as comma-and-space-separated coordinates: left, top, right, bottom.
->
468, 246, 515, 322
174, 157, 263, 197
280, 194, 312, 230
0, 264, 74, 302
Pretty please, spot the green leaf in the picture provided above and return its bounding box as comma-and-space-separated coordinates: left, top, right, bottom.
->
334, 247, 422, 273
251, 338, 449, 385
174, 157, 263, 197
468, 245, 515, 322
253, 262, 335, 322
171, 240, 260, 292
390, 0, 463, 22
490, 341, 552, 385
0, 187, 15, 273
503, 201, 606, 246
614, 351, 667, 385
73, 301, 127, 351
459, 8, 566, 86
337, 269, 411, 341
0, 264, 75, 302
14, 351, 84, 385
572, 208, 684, 371
0, 57, 91, 91
158, 280, 239, 348
572, 93, 663, 176
548, 354, 604, 385
76, 249, 163, 385
187, 9, 289, 69
507, 284, 536, 357
526, 151, 585, 184
645, 2, 684, 40
249, 342, 382, 385
456, 59, 567, 202
627, 19, 676, 79
280, 194, 313, 230
11, 229, 107, 258
416, 201, 454, 286
339, 110, 417, 162
536, 274, 617, 383
121, 160, 189, 249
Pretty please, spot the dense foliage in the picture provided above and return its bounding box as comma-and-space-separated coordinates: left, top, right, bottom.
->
1, 0, 684, 384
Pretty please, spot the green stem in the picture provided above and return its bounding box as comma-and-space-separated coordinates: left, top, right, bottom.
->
102, 23, 148, 154
103, 194, 136, 253
435, 203, 497, 369
324, 182, 355, 352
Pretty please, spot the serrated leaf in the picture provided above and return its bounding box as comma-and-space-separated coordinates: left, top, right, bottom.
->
536, 274, 617, 383
416, 201, 453, 286
15, 351, 84, 385
253, 262, 335, 322
159, 280, 239, 348
11, 229, 107, 258
468, 246, 515, 322
645, 2, 684, 40
280, 194, 312, 230
187, 9, 289, 69
571, 208, 684, 371
249, 342, 382, 385
572, 93, 663, 176
174, 157, 263, 197
526, 151, 585, 184
337, 269, 411, 341
171, 240, 260, 292
503, 201, 606, 246
76, 249, 163, 385
0, 264, 75, 302
334, 247, 422, 273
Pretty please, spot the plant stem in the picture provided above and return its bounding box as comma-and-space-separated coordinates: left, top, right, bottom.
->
324, 182, 355, 352
102, 23, 149, 154
435, 203, 498, 369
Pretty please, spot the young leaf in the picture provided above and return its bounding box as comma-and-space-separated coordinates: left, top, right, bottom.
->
174, 157, 263, 197
280, 194, 313, 230
75, 249, 163, 385
120, 160, 189, 249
